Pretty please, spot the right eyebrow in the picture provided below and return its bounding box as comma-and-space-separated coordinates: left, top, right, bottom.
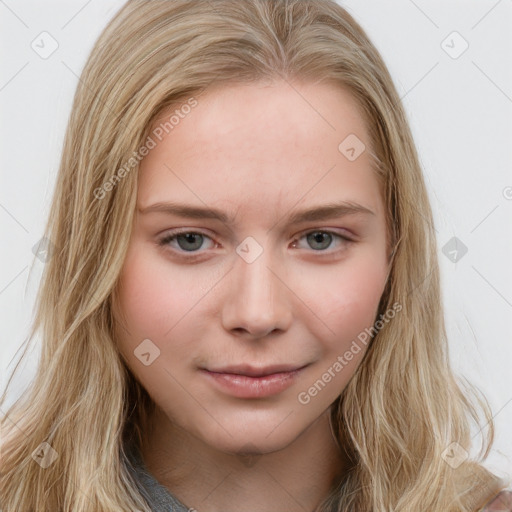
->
138, 202, 232, 223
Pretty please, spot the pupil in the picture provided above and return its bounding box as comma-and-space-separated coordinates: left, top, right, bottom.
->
178, 233, 202, 251
308, 232, 331, 250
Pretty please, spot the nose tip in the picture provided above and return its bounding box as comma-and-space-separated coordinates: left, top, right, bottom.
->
221, 251, 292, 339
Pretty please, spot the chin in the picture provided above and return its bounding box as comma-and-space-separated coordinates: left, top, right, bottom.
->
197, 421, 302, 457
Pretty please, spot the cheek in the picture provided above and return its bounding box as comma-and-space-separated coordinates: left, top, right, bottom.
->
292, 255, 388, 405
116, 247, 204, 340
113, 248, 199, 400
299, 251, 388, 348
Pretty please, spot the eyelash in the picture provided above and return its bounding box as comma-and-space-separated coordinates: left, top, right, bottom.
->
157, 228, 354, 261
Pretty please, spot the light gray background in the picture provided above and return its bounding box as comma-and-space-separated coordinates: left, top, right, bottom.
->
1, 0, 511, 481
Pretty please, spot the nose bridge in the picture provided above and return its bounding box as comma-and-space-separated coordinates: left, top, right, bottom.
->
221, 237, 291, 337
239, 245, 275, 305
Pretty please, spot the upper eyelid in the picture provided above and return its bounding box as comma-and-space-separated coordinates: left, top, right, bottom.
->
158, 227, 353, 246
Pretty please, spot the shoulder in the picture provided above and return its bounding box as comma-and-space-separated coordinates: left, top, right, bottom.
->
482, 490, 512, 511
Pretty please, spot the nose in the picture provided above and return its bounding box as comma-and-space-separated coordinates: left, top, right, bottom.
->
221, 246, 293, 339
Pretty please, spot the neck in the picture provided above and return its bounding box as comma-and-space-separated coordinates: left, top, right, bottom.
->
140, 406, 348, 512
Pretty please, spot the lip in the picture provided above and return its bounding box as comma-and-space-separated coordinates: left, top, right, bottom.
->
200, 364, 308, 398
205, 364, 307, 377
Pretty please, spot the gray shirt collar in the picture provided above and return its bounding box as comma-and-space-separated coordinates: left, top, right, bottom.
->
126, 443, 191, 512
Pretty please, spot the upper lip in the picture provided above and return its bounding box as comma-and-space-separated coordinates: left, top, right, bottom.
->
203, 364, 308, 377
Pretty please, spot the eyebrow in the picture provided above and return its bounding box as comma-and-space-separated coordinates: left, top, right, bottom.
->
138, 200, 375, 225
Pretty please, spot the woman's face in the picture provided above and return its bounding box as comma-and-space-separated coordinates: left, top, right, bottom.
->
114, 80, 390, 454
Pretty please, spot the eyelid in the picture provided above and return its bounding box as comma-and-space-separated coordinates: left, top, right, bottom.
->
290, 229, 354, 253
157, 227, 354, 259
157, 228, 216, 249
158, 228, 353, 243
293, 227, 355, 242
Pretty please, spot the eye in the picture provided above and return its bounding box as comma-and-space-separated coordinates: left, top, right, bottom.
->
291, 230, 353, 252
158, 230, 215, 254
157, 228, 353, 260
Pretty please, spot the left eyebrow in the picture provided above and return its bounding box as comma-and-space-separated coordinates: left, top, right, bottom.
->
286, 201, 375, 224
137, 200, 375, 225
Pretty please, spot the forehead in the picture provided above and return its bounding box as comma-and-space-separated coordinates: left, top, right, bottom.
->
137, 80, 383, 224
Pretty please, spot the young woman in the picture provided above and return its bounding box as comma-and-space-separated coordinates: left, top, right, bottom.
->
1, 1, 510, 511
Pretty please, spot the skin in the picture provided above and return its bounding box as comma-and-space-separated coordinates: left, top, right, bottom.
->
113, 79, 391, 512
484, 491, 512, 511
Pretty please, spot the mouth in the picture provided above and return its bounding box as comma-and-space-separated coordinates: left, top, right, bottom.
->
199, 363, 310, 399
203, 363, 309, 377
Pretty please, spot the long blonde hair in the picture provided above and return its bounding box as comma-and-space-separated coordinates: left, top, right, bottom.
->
1, 1, 508, 510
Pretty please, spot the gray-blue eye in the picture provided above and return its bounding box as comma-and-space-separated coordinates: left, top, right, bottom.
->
159, 231, 214, 252
306, 231, 334, 250
158, 229, 352, 259
293, 230, 352, 252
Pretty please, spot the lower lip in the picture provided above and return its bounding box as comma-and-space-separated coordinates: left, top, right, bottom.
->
201, 368, 304, 398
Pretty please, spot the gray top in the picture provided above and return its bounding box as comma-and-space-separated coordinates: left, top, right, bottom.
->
126, 443, 191, 512
125, 444, 512, 512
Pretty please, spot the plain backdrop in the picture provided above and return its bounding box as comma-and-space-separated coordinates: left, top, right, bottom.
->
1, 0, 511, 482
